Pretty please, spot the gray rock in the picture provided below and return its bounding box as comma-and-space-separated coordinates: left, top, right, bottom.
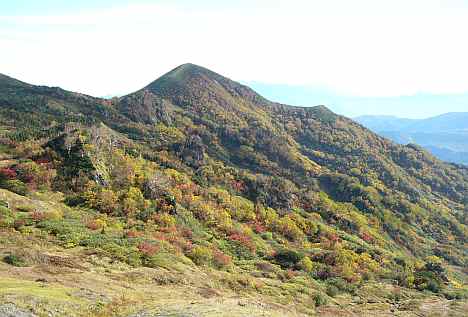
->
0, 304, 37, 317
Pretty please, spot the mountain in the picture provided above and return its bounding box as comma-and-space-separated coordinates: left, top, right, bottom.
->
0, 66, 466, 316
355, 113, 468, 165
354, 115, 418, 132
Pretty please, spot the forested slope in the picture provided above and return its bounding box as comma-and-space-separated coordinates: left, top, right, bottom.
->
0, 64, 466, 316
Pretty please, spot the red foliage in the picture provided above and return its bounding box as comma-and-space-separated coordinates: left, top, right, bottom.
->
321, 232, 340, 248
285, 269, 297, 280
86, 220, 101, 230
328, 233, 340, 243
229, 231, 256, 252
212, 250, 232, 267
250, 221, 266, 234
171, 238, 190, 255
125, 230, 140, 238
176, 183, 192, 191
159, 225, 177, 234
180, 227, 193, 239
35, 157, 51, 164
153, 232, 167, 241
30, 211, 46, 222
361, 232, 374, 243
137, 242, 159, 256
231, 180, 245, 192
0, 168, 17, 180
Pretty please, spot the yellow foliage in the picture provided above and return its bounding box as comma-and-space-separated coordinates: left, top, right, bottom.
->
155, 213, 176, 228
229, 195, 256, 222
258, 206, 279, 226
299, 256, 315, 272
274, 215, 305, 241
122, 187, 147, 216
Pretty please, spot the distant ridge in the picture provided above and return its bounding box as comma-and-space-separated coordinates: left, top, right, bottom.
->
355, 113, 468, 165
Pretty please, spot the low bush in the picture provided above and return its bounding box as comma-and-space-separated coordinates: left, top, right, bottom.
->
326, 285, 339, 297
274, 249, 304, 269
16, 205, 35, 213
3, 254, 27, 267
0, 206, 14, 228
312, 293, 328, 307
212, 249, 232, 268
2, 179, 29, 196
188, 245, 212, 265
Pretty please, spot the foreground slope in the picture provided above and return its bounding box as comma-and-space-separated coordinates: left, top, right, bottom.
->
0, 65, 466, 316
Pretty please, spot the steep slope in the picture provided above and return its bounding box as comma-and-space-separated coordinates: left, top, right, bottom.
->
0, 65, 466, 316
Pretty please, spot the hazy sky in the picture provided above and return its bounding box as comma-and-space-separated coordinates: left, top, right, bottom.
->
1, 0, 468, 118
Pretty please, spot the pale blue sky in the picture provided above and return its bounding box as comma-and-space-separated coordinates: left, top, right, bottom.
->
1, 0, 468, 118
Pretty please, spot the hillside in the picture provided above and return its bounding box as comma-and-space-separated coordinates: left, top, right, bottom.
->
355, 113, 468, 165
0, 65, 466, 316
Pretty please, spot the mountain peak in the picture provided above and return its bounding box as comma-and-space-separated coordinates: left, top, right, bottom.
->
144, 63, 227, 92
139, 63, 269, 109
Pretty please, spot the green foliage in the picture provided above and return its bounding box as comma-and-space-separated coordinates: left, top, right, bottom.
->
274, 249, 304, 269
1, 179, 29, 195
312, 293, 328, 307
3, 254, 27, 267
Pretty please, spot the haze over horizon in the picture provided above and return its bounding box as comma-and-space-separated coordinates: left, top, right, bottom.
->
1, 0, 468, 118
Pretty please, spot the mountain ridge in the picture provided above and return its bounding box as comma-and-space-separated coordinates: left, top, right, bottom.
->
0, 64, 466, 316
355, 113, 468, 164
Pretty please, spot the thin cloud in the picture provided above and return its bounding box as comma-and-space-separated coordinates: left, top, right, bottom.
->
0, 1, 467, 98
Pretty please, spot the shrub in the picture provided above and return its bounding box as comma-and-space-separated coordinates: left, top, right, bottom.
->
312, 293, 328, 307
153, 213, 176, 228
414, 271, 443, 293
87, 219, 107, 231
229, 195, 256, 222
274, 215, 304, 241
3, 254, 27, 267
189, 245, 212, 265
30, 211, 46, 222
229, 231, 256, 253
0, 206, 14, 228
83, 186, 119, 214
137, 241, 160, 257
125, 230, 141, 238
274, 249, 304, 269
2, 179, 29, 195
326, 285, 339, 297
260, 231, 273, 240
299, 256, 314, 272
15, 161, 55, 189
0, 168, 17, 180
326, 277, 357, 294
64, 194, 86, 207
0, 205, 12, 217
212, 250, 232, 268
251, 221, 266, 234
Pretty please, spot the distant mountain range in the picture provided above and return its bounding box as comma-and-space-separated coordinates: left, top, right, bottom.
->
355, 113, 468, 165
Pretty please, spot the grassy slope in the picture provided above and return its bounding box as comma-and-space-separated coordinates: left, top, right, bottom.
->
0, 191, 465, 317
